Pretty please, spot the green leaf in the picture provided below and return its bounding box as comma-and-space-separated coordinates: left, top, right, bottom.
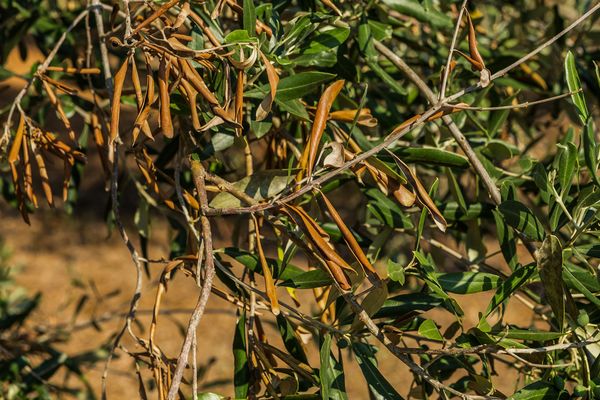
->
219, 248, 304, 281
498, 200, 545, 241
387, 259, 405, 285
487, 92, 519, 137
249, 120, 272, 139
582, 118, 600, 186
300, 26, 350, 54
493, 329, 565, 341
484, 263, 536, 319
320, 334, 348, 400
209, 170, 294, 208
365, 189, 414, 229
276, 98, 310, 120
374, 293, 442, 319
382, 0, 453, 29
537, 235, 565, 330
493, 209, 518, 270
564, 51, 589, 122
439, 202, 493, 222
390, 147, 470, 168
576, 244, 600, 259
418, 319, 443, 341
509, 381, 567, 400
556, 142, 577, 194
242, 0, 256, 37
434, 272, 502, 294
246, 72, 336, 102
233, 312, 249, 399
352, 343, 404, 400
564, 262, 600, 292
279, 269, 332, 289
563, 267, 600, 309
365, 58, 407, 96
223, 29, 256, 44
446, 168, 467, 213
0, 66, 15, 81
277, 314, 308, 364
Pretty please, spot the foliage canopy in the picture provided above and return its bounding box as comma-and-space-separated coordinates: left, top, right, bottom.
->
2, 0, 600, 399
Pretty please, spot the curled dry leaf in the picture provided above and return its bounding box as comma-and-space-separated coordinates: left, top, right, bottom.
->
229, 45, 258, 70
387, 150, 447, 232
323, 142, 345, 168
256, 51, 279, 121
45, 66, 101, 74
393, 184, 416, 207
109, 56, 129, 145
305, 79, 345, 177
178, 58, 240, 127
131, 0, 179, 36
133, 54, 156, 142
463, 10, 491, 87
465, 10, 485, 72
135, 148, 177, 210
172, 1, 190, 30
329, 109, 378, 127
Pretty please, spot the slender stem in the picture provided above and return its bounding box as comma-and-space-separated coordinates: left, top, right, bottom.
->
449, 90, 578, 111
167, 160, 216, 400
439, 0, 468, 100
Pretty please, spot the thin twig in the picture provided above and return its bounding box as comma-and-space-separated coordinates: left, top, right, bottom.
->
439, 0, 468, 100
448, 90, 579, 111
97, 3, 144, 398
167, 160, 216, 400
374, 39, 502, 205
441, 2, 600, 104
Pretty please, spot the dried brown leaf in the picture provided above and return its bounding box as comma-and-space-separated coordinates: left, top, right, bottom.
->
109, 57, 129, 144
320, 192, 380, 280
255, 221, 280, 315
256, 51, 279, 121
387, 150, 447, 232
393, 184, 416, 207
158, 56, 174, 138
8, 113, 25, 163
305, 80, 345, 177
465, 10, 485, 71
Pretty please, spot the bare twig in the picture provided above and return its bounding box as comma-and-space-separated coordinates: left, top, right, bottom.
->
448, 90, 579, 111
167, 160, 216, 400
374, 39, 502, 205
439, 0, 468, 100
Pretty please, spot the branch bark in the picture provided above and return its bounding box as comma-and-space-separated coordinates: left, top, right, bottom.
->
167, 160, 216, 400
